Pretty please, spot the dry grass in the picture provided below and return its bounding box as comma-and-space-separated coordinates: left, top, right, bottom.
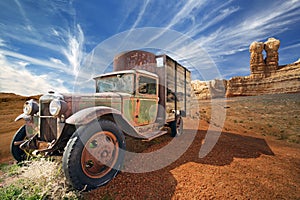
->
195, 93, 300, 144
0, 158, 82, 199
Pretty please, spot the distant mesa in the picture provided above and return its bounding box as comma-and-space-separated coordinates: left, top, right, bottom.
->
191, 79, 227, 100
192, 37, 300, 99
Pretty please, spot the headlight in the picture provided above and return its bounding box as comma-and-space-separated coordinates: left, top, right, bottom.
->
49, 99, 67, 116
23, 99, 39, 115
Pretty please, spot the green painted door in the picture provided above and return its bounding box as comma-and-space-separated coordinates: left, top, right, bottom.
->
135, 75, 159, 126
135, 98, 158, 125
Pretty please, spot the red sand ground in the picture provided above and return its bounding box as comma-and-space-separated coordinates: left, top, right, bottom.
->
1, 93, 299, 199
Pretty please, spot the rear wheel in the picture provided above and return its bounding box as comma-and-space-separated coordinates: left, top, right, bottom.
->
170, 116, 183, 137
10, 125, 27, 162
62, 119, 126, 191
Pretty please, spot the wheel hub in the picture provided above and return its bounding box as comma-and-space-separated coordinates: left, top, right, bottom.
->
81, 131, 119, 178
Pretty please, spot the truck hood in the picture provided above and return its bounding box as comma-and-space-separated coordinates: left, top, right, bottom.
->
40, 92, 132, 103
62, 92, 132, 99
39, 92, 132, 118
64, 92, 132, 114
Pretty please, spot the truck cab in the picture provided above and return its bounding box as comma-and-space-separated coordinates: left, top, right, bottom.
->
94, 70, 159, 128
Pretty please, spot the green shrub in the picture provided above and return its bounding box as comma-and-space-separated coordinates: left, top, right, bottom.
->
0, 184, 22, 200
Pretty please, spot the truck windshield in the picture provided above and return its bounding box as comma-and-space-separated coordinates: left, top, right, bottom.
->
96, 73, 134, 94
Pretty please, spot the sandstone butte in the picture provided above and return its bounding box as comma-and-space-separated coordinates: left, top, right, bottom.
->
192, 38, 300, 99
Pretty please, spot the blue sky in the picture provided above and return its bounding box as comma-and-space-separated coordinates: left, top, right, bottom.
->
0, 0, 300, 95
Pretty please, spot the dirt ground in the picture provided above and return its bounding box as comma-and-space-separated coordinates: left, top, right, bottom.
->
0, 93, 300, 199
85, 119, 300, 199
87, 93, 300, 199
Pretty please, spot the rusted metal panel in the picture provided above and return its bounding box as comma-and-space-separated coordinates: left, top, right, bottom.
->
64, 93, 124, 115
113, 50, 157, 71
40, 101, 57, 142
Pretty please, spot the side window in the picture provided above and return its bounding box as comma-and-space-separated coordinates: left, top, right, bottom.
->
138, 76, 157, 95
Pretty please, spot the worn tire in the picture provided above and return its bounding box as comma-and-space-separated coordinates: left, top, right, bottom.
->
170, 116, 183, 137
62, 119, 126, 191
10, 125, 27, 162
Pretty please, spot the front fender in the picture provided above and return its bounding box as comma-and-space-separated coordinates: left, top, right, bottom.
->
15, 113, 26, 122
15, 113, 32, 122
65, 106, 142, 138
65, 106, 121, 125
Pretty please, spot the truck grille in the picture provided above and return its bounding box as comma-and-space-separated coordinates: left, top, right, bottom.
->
40, 102, 57, 142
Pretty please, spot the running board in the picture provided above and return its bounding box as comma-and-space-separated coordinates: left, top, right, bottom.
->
142, 130, 168, 141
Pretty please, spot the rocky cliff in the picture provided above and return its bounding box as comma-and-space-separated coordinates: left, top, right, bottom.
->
192, 38, 300, 99
192, 79, 227, 100
226, 62, 300, 97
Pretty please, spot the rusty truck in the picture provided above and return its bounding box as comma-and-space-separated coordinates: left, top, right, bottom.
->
12, 50, 191, 191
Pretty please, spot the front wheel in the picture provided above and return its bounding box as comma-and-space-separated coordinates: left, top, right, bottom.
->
62, 119, 126, 191
170, 116, 183, 137
10, 125, 27, 162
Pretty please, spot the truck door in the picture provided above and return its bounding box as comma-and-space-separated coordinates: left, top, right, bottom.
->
134, 75, 159, 126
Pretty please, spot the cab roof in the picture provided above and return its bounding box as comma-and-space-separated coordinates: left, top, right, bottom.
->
93, 69, 158, 80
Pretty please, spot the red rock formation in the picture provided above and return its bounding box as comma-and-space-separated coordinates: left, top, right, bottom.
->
226, 38, 299, 97
192, 38, 300, 99
250, 41, 266, 78
264, 38, 280, 76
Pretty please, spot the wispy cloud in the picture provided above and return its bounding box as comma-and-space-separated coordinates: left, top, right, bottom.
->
0, 53, 69, 96
166, 0, 208, 29
195, 1, 300, 56
281, 42, 300, 51
186, 4, 239, 38
62, 24, 85, 76
0, 38, 5, 47
117, 0, 152, 32
131, 0, 150, 29
0, 0, 89, 95
221, 67, 251, 79
0, 49, 67, 72
50, 57, 65, 66
146, 0, 208, 44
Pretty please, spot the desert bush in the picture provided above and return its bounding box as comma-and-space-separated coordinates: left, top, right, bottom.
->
0, 184, 22, 200
0, 158, 82, 200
